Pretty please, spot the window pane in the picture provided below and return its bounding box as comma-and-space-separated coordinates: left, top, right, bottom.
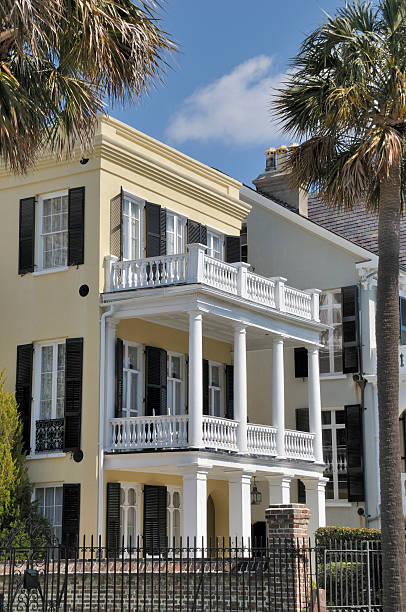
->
128, 488, 135, 506
213, 389, 221, 416
322, 429, 332, 446
336, 410, 346, 425
129, 374, 138, 413
171, 357, 181, 379
322, 411, 331, 425
325, 480, 334, 500
211, 366, 220, 387
167, 380, 174, 415
336, 428, 346, 446
127, 346, 138, 371
333, 292, 342, 305
175, 382, 181, 414
173, 491, 180, 508
338, 478, 348, 499
319, 350, 330, 374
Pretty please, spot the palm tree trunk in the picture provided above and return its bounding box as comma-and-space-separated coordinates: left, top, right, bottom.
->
377, 160, 406, 611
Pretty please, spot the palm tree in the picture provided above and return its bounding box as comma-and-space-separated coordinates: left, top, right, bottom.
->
0, 0, 175, 172
275, 0, 406, 609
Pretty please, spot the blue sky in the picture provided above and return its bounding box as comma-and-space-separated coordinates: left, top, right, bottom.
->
109, 0, 343, 186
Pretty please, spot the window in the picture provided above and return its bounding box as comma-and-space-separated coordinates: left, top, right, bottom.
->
35, 486, 63, 543
166, 212, 186, 255
209, 362, 224, 417
322, 409, 347, 501
123, 343, 142, 417
167, 353, 185, 415
400, 297, 406, 345
319, 290, 342, 375
240, 223, 248, 263
40, 192, 68, 270
122, 195, 142, 260
207, 231, 223, 260
167, 487, 182, 546
33, 341, 65, 453
120, 483, 141, 549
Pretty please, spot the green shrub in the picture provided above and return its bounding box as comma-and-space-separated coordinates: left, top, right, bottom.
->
316, 526, 382, 548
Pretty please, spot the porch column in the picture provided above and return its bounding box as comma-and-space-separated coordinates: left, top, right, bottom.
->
189, 311, 203, 448
181, 466, 209, 546
272, 337, 285, 457
234, 325, 248, 453
105, 319, 117, 447
228, 470, 253, 546
301, 477, 327, 540
264, 474, 292, 505
308, 347, 323, 463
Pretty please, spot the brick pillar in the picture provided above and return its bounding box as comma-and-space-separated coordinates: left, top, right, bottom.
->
265, 504, 314, 612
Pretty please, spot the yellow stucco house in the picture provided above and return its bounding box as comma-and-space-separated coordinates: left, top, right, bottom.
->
0, 116, 327, 551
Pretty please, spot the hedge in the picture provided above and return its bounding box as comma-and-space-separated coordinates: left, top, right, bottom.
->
316, 526, 382, 548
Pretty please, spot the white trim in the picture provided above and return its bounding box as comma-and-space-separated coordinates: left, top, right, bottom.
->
27, 453, 66, 460
119, 482, 142, 548
167, 485, 183, 545
122, 194, 144, 260
325, 500, 352, 508
122, 341, 143, 417
320, 374, 348, 381
32, 339, 66, 454
206, 229, 224, 260
167, 352, 186, 415
37, 190, 69, 272
32, 266, 70, 277
208, 361, 225, 417
240, 185, 378, 263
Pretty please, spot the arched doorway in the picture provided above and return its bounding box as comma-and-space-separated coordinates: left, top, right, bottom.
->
207, 495, 216, 547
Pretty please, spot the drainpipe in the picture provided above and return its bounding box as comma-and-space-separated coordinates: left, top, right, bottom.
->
98, 304, 115, 541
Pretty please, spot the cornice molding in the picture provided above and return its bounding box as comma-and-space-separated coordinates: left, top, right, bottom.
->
99, 138, 249, 221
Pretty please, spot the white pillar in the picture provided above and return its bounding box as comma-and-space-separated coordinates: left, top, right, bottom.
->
189, 311, 203, 448
308, 347, 323, 463
181, 466, 209, 547
228, 471, 253, 546
234, 325, 248, 453
105, 320, 117, 446
265, 474, 292, 505
302, 477, 327, 540
272, 337, 285, 457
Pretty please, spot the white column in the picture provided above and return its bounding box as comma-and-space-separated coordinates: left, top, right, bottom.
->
272, 337, 285, 457
302, 477, 327, 540
228, 471, 253, 546
181, 466, 209, 547
234, 325, 248, 453
189, 311, 203, 448
105, 320, 117, 447
265, 474, 292, 505
308, 347, 323, 463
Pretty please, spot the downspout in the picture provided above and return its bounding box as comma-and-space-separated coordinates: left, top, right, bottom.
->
98, 304, 115, 540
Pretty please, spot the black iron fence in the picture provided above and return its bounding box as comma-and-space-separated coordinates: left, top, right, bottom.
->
0, 537, 382, 611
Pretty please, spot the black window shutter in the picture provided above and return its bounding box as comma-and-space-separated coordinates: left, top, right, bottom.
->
240, 224, 248, 263
345, 404, 365, 502
18, 197, 35, 274
16, 344, 34, 453
62, 483, 80, 551
143, 485, 167, 554
225, 236, 241, 263
110, 189, 123, 259
225, 365, 234, 419
341, 286, 360, 374
68, 187, 85, 266
400, 297, 406, 345
401, 411, 406, 472
160, 207, 167, 255
294, 348, 308, 378
64, 338, 83, 451
146, 203, 165, 257
145, 347, 167, 416
106, 482, 121, 551
203, 359, 209, 415
187, 220, 207, 246
296, 408, 309, 503
115, 338, 124, 418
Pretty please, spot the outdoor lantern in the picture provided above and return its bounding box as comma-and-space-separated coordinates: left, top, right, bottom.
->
251, 477, 262, 506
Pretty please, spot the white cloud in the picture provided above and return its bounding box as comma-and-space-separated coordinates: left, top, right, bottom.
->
165, 55, 286, 146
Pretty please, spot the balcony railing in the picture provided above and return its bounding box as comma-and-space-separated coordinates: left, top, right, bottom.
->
104, 245, 320, 322
108, 415, 315, 461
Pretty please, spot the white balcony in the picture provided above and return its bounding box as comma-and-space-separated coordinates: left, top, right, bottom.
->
108, 414, 315, 461
103, 245, 320, 323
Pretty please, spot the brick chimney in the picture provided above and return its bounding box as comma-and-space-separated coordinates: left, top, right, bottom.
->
253, 144, 308, 217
